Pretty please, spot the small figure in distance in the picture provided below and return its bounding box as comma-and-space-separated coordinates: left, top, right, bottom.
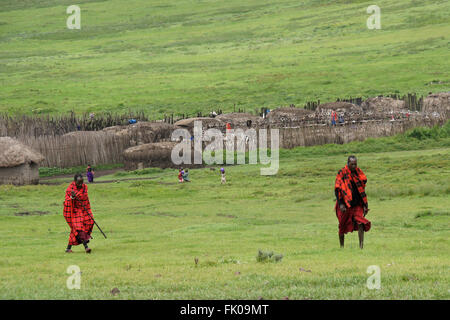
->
183, 169, 190, 182
178, 168, 184, 183
220, 167, 226, 184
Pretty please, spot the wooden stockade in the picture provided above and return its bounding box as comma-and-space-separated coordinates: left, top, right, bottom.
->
0, 93, 432, 137
0, 92, 446, 168
17, 132, 132, 168
302, 93, 423, 112
277, 117, 444, 149
0, 111, 149, 138
304, 101, 320, 111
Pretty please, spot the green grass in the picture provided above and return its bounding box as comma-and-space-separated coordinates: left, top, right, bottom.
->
0, 131, 449, 299
1, 0, 449, 117
39, 163, 124, 178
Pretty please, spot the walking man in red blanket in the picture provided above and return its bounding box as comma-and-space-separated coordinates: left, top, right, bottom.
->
63, 173, 94, 253
335, 156, 371, 249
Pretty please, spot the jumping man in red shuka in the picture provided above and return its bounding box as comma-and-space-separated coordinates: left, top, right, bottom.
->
63, 173, 94, 253
335, 156, 371, 249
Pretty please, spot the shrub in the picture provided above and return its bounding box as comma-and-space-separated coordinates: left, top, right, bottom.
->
256, 249, 283, 263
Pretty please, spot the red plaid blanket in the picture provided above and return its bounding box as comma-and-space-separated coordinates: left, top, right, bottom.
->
63, 182, 94, 245
335, 164, 368, 209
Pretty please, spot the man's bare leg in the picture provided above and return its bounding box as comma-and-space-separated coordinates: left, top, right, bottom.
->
358, 224, 364, 249
339, 234, 344, 248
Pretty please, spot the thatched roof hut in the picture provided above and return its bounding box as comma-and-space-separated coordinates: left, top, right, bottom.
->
102, 121, 175, 145
0, 137, 44, 185
316, 102, 364, 123
361, 97, 406, 113
266, 107, 315, 124
174, 117, 223, 130
215, 112, 263, 128
423, 92, 450, 118
317, 101, 362, 112
123, 141, 203, 170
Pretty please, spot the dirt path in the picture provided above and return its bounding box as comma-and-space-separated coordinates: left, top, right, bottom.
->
39, 168, 175, 186
40, 168, 123, 181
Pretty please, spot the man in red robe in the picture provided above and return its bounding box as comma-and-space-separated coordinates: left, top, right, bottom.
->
335, 156, 371, 249
63, 173, 94, 253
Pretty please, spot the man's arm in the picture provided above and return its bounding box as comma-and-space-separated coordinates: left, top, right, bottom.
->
335, 189, 342, 205
335, 189, 347, 212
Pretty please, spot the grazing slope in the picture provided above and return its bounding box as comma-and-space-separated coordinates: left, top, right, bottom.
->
0, 0, 449, 117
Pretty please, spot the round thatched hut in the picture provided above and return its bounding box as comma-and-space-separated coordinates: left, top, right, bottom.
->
123, 141, 203, 170
316, 101, 363, 122
0, 137, 44, 185
103, 121, 175, 145
174, 117, 224, 133
423, 92, 450, 118
215, 112, 263, 128
361, 97, 406, 113
317, 101, 362, 112
266, 107, 315, 125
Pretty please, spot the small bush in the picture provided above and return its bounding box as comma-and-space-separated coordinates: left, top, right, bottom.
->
256, 250, 283, 263
405, 122, 450, 140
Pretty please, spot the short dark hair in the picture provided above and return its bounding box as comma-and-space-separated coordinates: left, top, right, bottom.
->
74, 173, 83, 181
348, 155, 357, 163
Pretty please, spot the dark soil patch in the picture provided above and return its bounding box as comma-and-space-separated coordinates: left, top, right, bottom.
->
150, 211, 180, 218
39, 173, 175, 186
414, 210, 449, 218
217, 213, 237, 219
110, 288, 120, 296
40, 168, 122, 181
15, 211, 50, 216
126, 211, 181, 217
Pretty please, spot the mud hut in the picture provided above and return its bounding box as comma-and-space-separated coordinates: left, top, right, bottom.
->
215, 112, 263, 128
361, 96, 406, 113
423, 92, 450, 118
174, 117, 224, 136
123, 141, 203, 170
0, 137, 44, 185
317, 101, 362, 112
102, 121, 175, 145
316, 101, 363, 122
266, 107, 315, 126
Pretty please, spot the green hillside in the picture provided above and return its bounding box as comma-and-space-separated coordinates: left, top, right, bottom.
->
0, 0, 449, 117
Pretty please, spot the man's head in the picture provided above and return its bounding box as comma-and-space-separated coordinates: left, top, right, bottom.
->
74, 173, 83, 188
347, 155, 357, 172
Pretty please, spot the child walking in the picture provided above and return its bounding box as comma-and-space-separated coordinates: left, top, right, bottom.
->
178, 168, 184, 183
220, 167, 226, 184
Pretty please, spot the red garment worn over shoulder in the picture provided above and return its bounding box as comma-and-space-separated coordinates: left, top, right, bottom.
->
334, 165, 368, 209
63, 182, 94, 245
334, 165, 370, 235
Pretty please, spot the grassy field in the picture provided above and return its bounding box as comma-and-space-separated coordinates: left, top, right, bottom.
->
0, 127, 449, 299
1, 0, 449, 117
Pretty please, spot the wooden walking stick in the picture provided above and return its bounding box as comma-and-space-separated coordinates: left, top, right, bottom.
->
74, 195, 107, 239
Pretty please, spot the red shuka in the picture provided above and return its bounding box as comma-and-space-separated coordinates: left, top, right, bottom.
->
63, 182, 94, 245
335, 165, 371, 235
335, 165, 368, 208
335, 204, 370, 235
